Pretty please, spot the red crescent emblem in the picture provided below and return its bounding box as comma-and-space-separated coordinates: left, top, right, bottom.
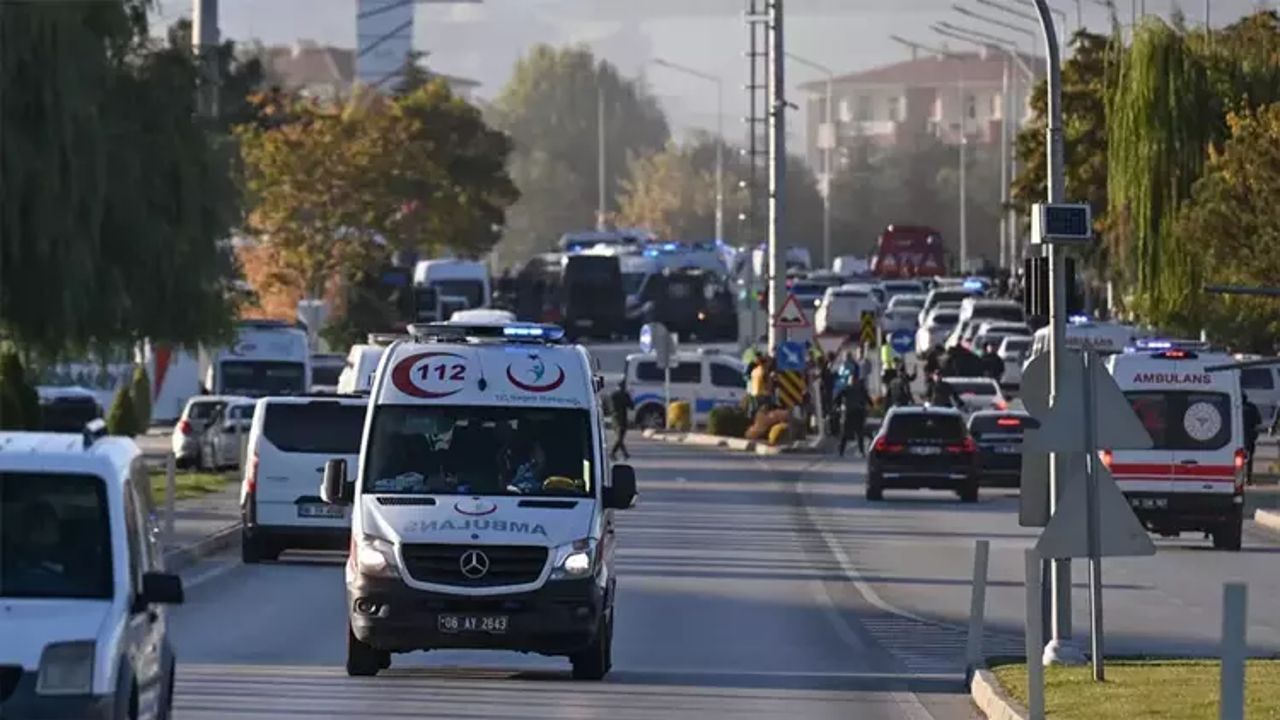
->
506, 365, 565, 393
391, 352, 466, 399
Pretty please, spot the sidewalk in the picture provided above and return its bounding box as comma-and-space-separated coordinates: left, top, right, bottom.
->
159, 482, 241, 572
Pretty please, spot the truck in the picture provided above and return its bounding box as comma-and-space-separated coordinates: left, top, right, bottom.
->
200, 320, 311, 397
871, 225, 948, 279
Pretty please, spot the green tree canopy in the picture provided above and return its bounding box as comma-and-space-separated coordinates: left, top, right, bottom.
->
492, 45, 670, 265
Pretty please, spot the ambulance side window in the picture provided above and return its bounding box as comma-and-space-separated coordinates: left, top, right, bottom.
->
1241, 368, 1274, 390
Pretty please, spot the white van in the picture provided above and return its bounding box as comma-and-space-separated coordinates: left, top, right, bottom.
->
624, 350, 747, 429
413, 259, 491, 316
0, 426, 184, 719
1105, 345, 1246, 550
240, 396, 367, 562
317, 323, 637, 679
336, 335, 403, 396
1029, 320, 1145, 359
815, 285, 880, 336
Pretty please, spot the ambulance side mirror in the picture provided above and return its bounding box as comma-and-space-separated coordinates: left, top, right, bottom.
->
606, 464, 638, 510
321, 459, 352, 506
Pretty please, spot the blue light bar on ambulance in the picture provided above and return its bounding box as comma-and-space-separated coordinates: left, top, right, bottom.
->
502, 324, 565, 340
1067, 313, 1092, 325
408, 322, 565, 344
963, 278, 987, 291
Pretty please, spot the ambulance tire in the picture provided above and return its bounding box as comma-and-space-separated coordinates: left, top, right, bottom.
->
571, 612, 613, 681
1212, 516, 1243, 551
346, 625, 387, 677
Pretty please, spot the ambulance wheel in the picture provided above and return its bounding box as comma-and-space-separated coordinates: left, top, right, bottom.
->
1212, 517, 1243, 551
346, 626, 387, 677
636, 406, 665, 430
571, 612, 613, 681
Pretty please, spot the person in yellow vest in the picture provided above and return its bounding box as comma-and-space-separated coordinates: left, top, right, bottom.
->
749, 354, 774, 415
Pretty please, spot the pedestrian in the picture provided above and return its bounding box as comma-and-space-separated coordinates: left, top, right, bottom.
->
1244, 394, 1261, 485
819, 353, 836, 434
838, 377, 871, 457
855, 345, 873, 386
750, 354, 774, 413
980, 342, 1005, 382
609, 381, 634, 461
887, 371, 914, 408
927, 369, 965, 410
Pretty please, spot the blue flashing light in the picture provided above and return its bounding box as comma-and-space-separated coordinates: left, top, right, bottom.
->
643, 248, 660, 257
1135, 339, 1173, 350
1068, 314, 1092, 325
502, 324, 565, 341
662, 242, 679, 251
963, 279, 986, 291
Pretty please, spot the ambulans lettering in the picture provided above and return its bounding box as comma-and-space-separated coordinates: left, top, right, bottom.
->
1131, 372, 1212, 385
406, 519, 549, 537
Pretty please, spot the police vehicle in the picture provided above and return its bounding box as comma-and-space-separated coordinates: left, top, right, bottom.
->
0, 423, 184, 719
318, 323, 637, 679
1105, 340, 1247, 550
623, 349, 746, 429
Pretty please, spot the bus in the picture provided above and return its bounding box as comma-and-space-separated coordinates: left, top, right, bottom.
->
200, 320, 310, 397
871, 225, 948, 278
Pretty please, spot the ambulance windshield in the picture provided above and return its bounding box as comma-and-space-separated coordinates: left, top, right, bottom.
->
364, 406, 593, 497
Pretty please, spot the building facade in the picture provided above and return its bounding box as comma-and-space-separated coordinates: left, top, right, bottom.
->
240, 40, 480, 102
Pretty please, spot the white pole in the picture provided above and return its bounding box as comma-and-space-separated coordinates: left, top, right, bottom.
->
766, 0, 786, 351
1009, 56, 1020, 268
1219, 583, 1248, 720
958, 70, 969, 274
715, 79, 725, 242
598, 85, 607, 230
1024, 549, 1046, 720
999, 56, 1011, 270
966, 539, 991, 674
822, 74, 833, 269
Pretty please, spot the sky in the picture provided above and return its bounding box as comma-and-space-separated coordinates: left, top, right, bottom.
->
156, 0, 1274, 141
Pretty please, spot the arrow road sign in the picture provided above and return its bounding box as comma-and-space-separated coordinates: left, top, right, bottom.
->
1034, 462, 1156, 559
773, 293, 811, 329
775, 341, 807, 371
889, 329, 914, 355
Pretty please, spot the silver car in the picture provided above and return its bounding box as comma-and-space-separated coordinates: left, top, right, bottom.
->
171, 395, 249, 468
198, 400, 257, 470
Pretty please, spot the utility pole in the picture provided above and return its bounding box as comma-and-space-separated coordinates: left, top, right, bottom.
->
746, 0, 770, 346
597, 86, 607, 231
999, 54, 1010, 269
766, 0, 786, 351
1031, 0, 1085, 667
958, 67, 968, 275
192, 0, 220, 119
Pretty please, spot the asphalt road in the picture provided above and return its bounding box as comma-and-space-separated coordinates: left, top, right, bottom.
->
167, 439, 979, 720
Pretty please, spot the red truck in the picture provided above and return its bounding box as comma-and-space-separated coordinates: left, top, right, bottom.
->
870, 225, 948, 278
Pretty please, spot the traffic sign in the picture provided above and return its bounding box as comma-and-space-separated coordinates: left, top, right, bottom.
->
1035, 463, 1156, 559
773, 293, 810, 328
889, 329, 914, 355
859, 312, 877, 346
775, 341, 806, 371
776, 370, 806, 409
1021, 351, 1152, 453
814, 333, 849, 356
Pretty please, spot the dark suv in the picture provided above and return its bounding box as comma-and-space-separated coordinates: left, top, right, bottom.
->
968, 410, 1030, 488
867, 407, 978, 502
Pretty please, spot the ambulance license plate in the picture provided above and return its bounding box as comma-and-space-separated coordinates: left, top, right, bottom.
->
438, 614, 509, 634
297, 503, 344, 519
1129, 498, 1168, 510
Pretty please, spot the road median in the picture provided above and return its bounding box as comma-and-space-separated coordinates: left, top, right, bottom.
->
641, 428, 828, 455
1254, 508, 1280, 534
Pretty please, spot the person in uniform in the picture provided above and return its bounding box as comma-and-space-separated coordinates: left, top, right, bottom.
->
609, 381, 634, 461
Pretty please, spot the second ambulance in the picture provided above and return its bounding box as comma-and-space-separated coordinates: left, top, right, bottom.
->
318, 323, 637, 679
1105, 341, 1246, 550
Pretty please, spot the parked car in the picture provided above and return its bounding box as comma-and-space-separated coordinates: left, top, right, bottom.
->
968, 410, 1031, 487
171, 395, 249, 469
198, 399, 257, 470
623, 350, 745, 429
866, 406, 979, 502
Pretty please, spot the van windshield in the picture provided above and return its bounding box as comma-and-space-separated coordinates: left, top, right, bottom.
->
1, 473, 113, 600
364, 406, 593, 497
220, 361, 306, 397
1124, 391, 1233, 450
431, 279, 485, 309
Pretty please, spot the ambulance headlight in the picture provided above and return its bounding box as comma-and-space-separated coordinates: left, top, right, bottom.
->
551, 538, 598, 579
36, 641, 95, 696
355, 535, 400, 578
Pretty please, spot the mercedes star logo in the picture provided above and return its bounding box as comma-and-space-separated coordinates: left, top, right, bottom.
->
459, 549, 490, 579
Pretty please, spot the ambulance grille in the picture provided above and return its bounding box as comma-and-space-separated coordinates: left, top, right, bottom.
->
401, 544, 548, 587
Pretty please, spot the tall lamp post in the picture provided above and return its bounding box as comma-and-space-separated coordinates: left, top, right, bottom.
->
652, 58, 726, 242
786, 52, 836, 269
889, 35, 970, 274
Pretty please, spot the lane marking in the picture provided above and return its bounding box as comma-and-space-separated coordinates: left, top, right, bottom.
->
182, 558, 239, 590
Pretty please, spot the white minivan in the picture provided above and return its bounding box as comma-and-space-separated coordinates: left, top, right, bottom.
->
240, 396, 368, 562
318, 322, 637, 680
1, 426, 184, 719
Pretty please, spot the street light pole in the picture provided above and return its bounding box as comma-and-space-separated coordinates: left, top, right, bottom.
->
767, 0, 786, 351
786, 53, 836, 268
192, 0, 220, 118
652, 58, 727, 242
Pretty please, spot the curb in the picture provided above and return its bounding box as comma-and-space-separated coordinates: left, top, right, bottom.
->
1255, 508, 1280, 534
163, 523, 240, 573
970, 667, 1030, 720
642, 429, 824, 456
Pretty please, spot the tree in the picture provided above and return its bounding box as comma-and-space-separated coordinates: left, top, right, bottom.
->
617, 141, 734, 240
1171, 104, 1280, 351
1, 2, 241, 356
130, 366, 152, 430
492, 45, 670, 264
1012, 31, 1116, 274
0, 352, 40, 430
106, 384, 140, 438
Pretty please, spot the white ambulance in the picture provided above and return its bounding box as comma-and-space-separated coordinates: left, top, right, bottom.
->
1105, 341, 1246, 550
318, 322, 637, 679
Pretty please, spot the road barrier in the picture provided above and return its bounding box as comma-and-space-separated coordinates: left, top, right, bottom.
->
966, 540, 991, 679
1220, 583, 1248, 720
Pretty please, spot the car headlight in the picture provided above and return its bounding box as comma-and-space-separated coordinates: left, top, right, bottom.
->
550, 538, 598, 580
36, 641, 94, 696
355, 535, 400, 578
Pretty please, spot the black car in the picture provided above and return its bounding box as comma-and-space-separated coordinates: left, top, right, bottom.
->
968, 410, 1030, 488
866, 406, 979, 502
562, 255, 626, 340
